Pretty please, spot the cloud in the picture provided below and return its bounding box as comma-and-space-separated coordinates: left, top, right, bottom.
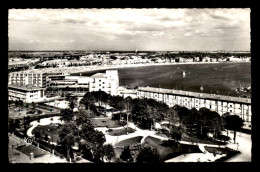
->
210, 14, 231, 20
64, 18, 87, 24
8, 9, 250, 51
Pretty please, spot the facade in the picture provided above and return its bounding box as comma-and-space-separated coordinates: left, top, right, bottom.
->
8, 71, 47, 88
8, 85, 45, 103
89, 70, 119, 96
137, 87, 252, 128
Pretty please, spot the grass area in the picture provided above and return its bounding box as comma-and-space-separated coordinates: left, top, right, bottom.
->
181, 134, 227, 145
205, 146, 231, 155
32, 123, 60, 143
115, 136, 143, 147
16, 145, 46, 158
144, 136, 202, 161
107, 127, 136, 136
92, 118, 125, 128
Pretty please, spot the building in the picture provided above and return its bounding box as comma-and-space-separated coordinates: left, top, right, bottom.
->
137, 87, 251, 129
117, 86, 138, 99
8, 85, 45, 103
47, 70, 119, 96
8, 71, 47, 88
89, 70, 119, 96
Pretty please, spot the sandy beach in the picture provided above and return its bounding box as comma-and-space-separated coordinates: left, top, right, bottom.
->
25, 62, 224, 75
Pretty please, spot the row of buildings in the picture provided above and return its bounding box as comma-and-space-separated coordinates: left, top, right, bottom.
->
8, 70, 119, 102
136, 87, 251, 129
8, 70, 252, 129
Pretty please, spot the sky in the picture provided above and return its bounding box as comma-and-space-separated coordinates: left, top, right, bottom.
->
8, 8, 251, 51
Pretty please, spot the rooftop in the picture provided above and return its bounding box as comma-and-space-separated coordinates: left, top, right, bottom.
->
138, 87, 251, 104
90, 73, 107, 78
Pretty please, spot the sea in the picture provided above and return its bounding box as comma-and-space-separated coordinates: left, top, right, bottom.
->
72, 62, 251, 97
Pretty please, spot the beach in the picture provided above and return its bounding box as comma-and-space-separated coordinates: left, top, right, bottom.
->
25, 62, 224, 74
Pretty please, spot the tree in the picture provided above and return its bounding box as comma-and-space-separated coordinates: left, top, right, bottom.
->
66, 93, 78, 110
58, 122, 79, 160
80, 92, 96, 110
60, 108, 74, 122
170, 129, 182, 146
78, 122, 106, 162
167, 107, 180, 128
102, 144, 115, 162
131, 99, 152, 129
222, 112, 231, 137
120, 146, 133, 162
123, 97, 133, 134
225, 115, 244, 143
31, 102, 36, 112
76, 109, 95, 127
136, 144, 160, 163
69, 101, 75, 111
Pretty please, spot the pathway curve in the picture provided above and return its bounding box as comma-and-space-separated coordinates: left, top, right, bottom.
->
26, 116, 63, 137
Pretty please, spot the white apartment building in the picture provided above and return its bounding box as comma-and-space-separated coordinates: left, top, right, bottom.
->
8, 85, 45, 103
8, 71, 47, 88
137, 87, 252, 129
89, 70, 119, 96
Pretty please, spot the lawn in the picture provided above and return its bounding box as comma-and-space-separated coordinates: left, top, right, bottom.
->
32, 123, 60, 143
204, 146, 231, 155
204, 146, 241, 162
16, 145, 46, 158
92, 118, 125, 128
107, 127, 136, 136
181, 133, 227, 145
144, 136, 202, 161
115, 136, 143, 147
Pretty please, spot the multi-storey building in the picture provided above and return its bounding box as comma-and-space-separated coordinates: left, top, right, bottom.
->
8, 71, 47, 88
8, 85, 45, 103
89, 70, 119, 96
47, 70, 119, 96
137, 87, 252, 129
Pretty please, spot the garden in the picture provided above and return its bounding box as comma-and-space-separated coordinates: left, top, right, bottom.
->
143, 136, 202, 161
32, 123, 60, 143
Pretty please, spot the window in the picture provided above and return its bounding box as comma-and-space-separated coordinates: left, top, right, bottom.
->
230, 105, 232, 108
99, 84, 101, 86
230, 110, 232, 113
102, 82, 105, 84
